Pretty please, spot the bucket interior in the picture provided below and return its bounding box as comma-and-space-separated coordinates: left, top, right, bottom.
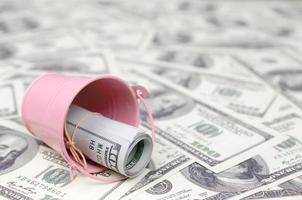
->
72, 77, 139, 127
65, 77, 140, 173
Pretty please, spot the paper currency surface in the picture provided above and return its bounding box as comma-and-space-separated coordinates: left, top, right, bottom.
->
1, 0, 302, 200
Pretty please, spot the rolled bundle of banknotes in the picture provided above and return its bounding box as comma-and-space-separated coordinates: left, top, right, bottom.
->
65, 105, 153, 177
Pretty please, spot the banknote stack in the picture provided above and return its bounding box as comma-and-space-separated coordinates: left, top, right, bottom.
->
1, 0, 302, 199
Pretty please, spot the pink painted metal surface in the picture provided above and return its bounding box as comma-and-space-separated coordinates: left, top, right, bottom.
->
21, 72, 150, 182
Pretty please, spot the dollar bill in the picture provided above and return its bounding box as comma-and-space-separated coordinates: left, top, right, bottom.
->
117, 48, 259, 81
129, 132, 302, 200
1, 1, 302, 200
66, 105, 153, 177
0, 10, 66, 40
119, 59, 276, 118
119, 47, 302, 120
0, 122, 145, 200
241, 112, 302, 200
144, 1, 302, 49
0, 29, 88, 61
235, 48, 302, 113
122, 70, 283, 173
73, 17, 152, 50
103, 132, 193, 200
117, 69, 301, 199
25, 49, 118, 75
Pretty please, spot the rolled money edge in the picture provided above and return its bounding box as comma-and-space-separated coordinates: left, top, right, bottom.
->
124, 132, 153, 177
65, 105, 153, 177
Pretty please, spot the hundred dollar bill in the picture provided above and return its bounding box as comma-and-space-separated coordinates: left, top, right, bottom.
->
103, 132, 193, 200
148, 17, 277, 49
117, 47, 259, 81
240, 111, 302, 199
25, 49, 119, 75
119, 59, 276, 118
146, 0, 302, 49
120, 48, 302, 120
129, 134, 302, 200
0, 10, 65, 40
241, 112, 302, 200
73, 14, 153, 50
66, 105, 153, 177
122, 70, 283, 173
1, 50, 120, 89
234, 48, 302, 112
0, 29, 88, 61
121, 69, 302, 199
0, 122, 145, 200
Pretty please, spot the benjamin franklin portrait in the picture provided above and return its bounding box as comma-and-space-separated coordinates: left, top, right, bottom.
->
181, 156, 269, 193
32, 60, 87, 73
265, 69, 302, 92
153, 30, 193, 46
152, 68, 201, 89
20, 17, 39, 31
0, 44, 15, 60
0, 127, 39, 175
157, 51, 213, 69
0, 16, 39, 34
141, 86, 196, 121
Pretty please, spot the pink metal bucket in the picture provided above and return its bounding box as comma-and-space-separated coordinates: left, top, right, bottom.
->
21, 72, 155, 182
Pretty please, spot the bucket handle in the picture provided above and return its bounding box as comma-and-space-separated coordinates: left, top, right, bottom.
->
132, 85, 156, 144
66, 85, 155, 182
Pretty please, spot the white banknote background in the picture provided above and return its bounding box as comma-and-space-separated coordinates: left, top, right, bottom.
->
1, 0, 302, 200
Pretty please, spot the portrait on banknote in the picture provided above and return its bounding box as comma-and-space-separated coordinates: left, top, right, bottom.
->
265, 69, 302, 92
0, 15, 39, 35
0, 127, 39, 175
0, 44, 15, 60
141, 90, 195, 120
32, 61, 86, 72
152, 69, 201, 89
153, 29, 193, 46
19, 17, 39, 31
181, 157, 269, 193
157, 51, 213, 68
27, 52, 112, 74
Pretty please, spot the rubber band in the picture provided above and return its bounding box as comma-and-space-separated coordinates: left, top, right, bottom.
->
64, 111, 127, 182
64, 112, 102, 170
